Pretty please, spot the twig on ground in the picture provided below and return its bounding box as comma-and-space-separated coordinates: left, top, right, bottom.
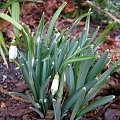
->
82, 0, 120, 24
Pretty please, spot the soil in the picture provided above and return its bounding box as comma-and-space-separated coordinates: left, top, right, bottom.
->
0, 1, 120, 120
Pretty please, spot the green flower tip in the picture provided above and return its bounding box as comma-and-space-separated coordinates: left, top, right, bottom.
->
54, 73, 59, 80
54, 28, 59, 33
11, 39, 17, 46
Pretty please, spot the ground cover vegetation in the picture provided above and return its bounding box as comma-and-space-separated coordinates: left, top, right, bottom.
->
0, 0, 120, 120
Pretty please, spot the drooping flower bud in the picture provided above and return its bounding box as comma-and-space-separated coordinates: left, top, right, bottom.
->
51, 73, 59, 96
9, 39, 17, 61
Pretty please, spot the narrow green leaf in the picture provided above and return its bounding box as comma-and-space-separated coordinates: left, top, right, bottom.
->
32, 69, 40, 97
9, 92, 33, 102
46, 2, 67, 44
40, 76, 51, 100
58, 40, 69, 70
54, 41, 58, 73
78, 10, 90, 47
53, 99, 61, 120
87, 26, 99, 45
30, 107, 44, 118
77, 95, 115, 118
86, 50, 109, 83
0, 0, 13, 9
95, 59, 120, 86
0, 45, 8, 68
65, 40, 78, 60
81, 77, 109, 107
70, 87, 86, 120
35, 13, 45, 40
68, 12, 91, 34
68, 66, 75, 96
0, 31, 8, 54
68, 45, 91, 59
76, 48, 95, 90
62, 87, 86, 116
21, 28, 28, 53
11, 1, 20, 38
57, 73, 65, 102
63, 56, 96, 66
35, 41, 42, 83
0, 13, 23, 31
42, 59, 47, 84
94, 22, 115, 50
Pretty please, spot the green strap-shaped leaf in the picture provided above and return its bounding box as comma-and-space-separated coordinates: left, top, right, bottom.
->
76, 48, 95, 90
94, 22, 115, 50
30, 107, 44, 118
57, 73, 65, 102
58, 40, 69, 70
85, 50, 109, 83
11, 1, 20, 38
63, 56, 96, 66
46, 2, 67, 45
66, 65, 75, 96
78, 9, 90, 48
53, 99, 61, 120
0, 31, 8, 54
87, 26, 99, 45
0, 0, 13, 9
61, 87, 86, 117
77, 95, 115, 118
0, 13, 23, 31
81, 77, 109, 107
35, 13, 45, 41
0, 45, 8, 68
65, 40, 78, 61
70, 87, 86, 120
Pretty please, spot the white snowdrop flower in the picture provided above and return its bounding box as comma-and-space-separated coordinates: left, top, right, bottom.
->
9, 45, 17, 61
51, 73, 59, 96
55, 32, 60, 38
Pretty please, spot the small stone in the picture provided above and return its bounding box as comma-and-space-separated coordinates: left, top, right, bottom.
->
1, 102, 6, 108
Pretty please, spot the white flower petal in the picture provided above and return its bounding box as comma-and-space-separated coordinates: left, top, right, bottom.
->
9, 45, 17, 61
51, 78, 59, 95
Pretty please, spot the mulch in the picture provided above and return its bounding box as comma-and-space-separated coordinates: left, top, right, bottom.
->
0, 1, 120, 120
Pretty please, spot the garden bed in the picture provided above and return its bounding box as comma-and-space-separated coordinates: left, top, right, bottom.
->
0, 1, 120, 120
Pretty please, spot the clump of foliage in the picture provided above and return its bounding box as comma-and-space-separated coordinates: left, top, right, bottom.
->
0, 2, 120, 120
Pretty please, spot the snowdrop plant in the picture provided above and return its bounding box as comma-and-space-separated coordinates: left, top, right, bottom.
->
5, 2, 119, 120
